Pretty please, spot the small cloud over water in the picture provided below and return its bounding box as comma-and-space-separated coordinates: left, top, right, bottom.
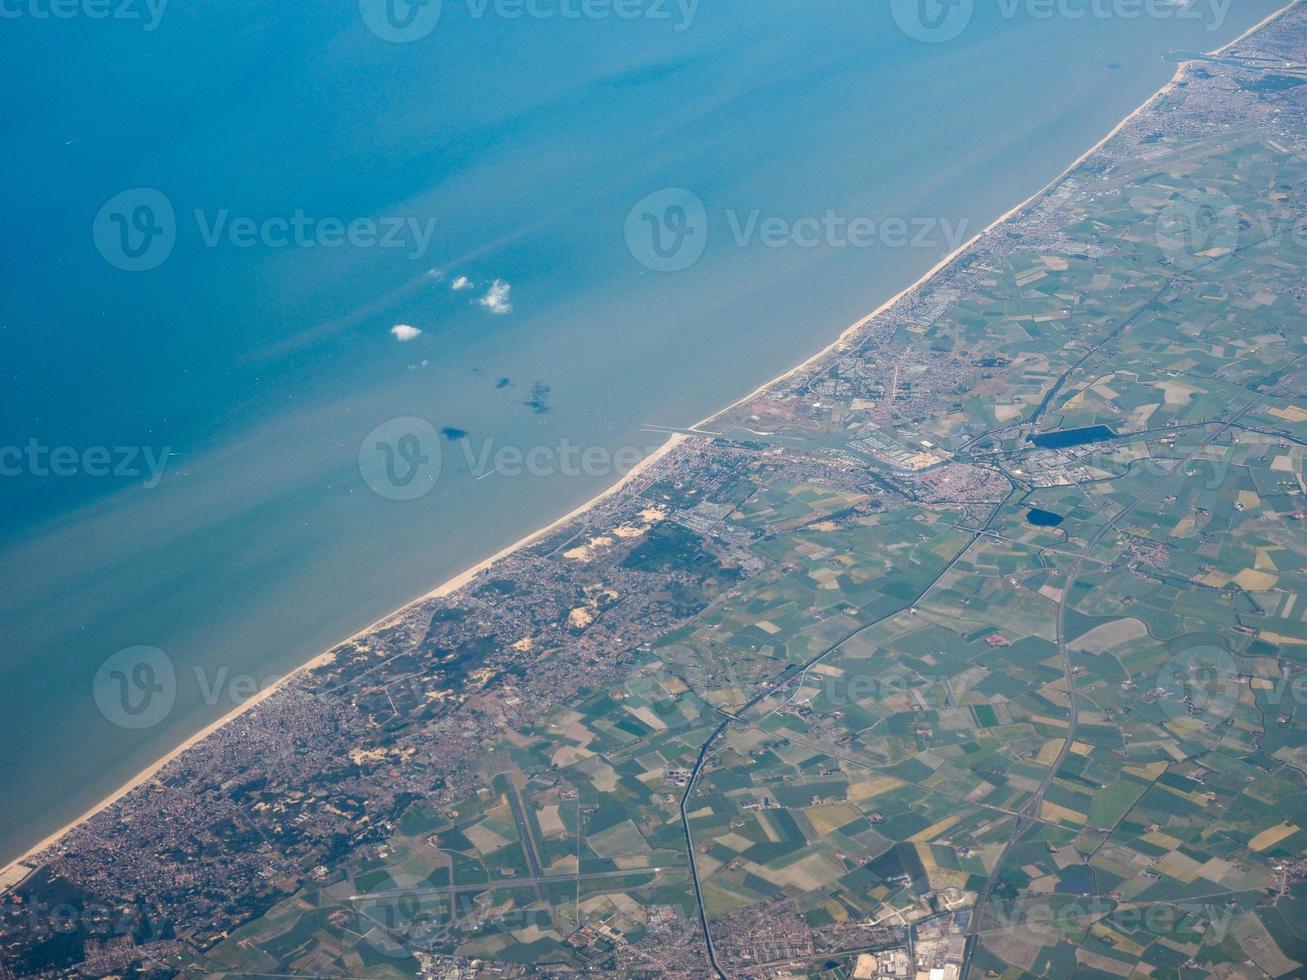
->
478, 280, 513, 315
390, 324, 422, 342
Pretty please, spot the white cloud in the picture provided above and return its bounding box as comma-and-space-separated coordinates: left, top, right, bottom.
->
390, 324, 422, 342
478, 279, 513, 315
451, 275, 474, 291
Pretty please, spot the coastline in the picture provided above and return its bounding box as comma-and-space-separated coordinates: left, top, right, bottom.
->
689, 0, 1300, 436
0, 436, 685, 884
1, 0, 1296, 889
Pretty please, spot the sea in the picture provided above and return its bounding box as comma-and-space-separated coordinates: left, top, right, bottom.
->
0, 0, 1285, 865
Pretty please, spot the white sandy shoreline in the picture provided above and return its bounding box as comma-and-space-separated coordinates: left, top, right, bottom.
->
689, 0, 1301, 433
1, 0, 1297, 889
0, 433, 685, 884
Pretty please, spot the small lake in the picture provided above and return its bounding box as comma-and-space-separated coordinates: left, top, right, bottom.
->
1029, 425, 1117, 449
1027, 508, 1066, 527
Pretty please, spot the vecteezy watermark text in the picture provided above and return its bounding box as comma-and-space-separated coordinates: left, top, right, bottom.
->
0, 0, 167, 30
974, 895, 1237, 944
1154, 189, 1307, 272
457, 437, 650, 479
726, 209, 970, 252
889, 0, 1235, 44
93, 188, 438, 272
0, 440, 170, 487
624, 188, 969, 273
358, 417, 655, 500
193, 210, 436, 257
359, 0, 699, 43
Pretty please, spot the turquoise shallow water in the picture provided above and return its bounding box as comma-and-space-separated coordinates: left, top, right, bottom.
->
0, 0, 1285, 864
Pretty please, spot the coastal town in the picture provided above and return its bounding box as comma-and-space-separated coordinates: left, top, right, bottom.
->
4, 5, 1307, 978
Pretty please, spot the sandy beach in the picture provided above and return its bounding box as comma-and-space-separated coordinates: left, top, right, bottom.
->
691, 0, 1300, 435
0, 437, 684, 885
1, 0, 1296, 890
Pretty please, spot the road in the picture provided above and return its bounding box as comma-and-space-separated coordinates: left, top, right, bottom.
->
679, 482, 1018, 977
504, 775, 549, 906
679, 719, 732, 978
959, 374, 1293, 978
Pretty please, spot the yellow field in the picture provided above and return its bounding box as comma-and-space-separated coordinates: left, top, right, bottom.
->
1039, 800, 1087, 826
848, 776, 904, 802
908, 813, 962, 844
1249, 823, 1298, 852
804, 802, 861, 836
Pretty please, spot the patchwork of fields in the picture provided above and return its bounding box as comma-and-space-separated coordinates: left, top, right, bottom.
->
5, 7, 1307, 980
194, 12, 1307, 979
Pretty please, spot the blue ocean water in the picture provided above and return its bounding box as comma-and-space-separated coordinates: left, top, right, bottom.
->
0, 0, 1284, 863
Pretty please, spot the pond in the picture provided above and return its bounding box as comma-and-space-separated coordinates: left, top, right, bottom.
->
1029, 425, 1117, 449
1027, 508, 1066, 527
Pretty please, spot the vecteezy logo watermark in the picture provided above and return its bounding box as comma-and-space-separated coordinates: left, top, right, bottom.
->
92, 647, 285, 729
624, 657, 964, 739
93, 188, 176, 272
358, 0, 442, 42
890, 0, 974, 43
0, 440, 171, 487
359, 417, 443, 500
889, 0, 1234, 42
359, 420, 655, 498
350, 871, 448, 958
1152, 644, 1240, 725
625, 188, 709, 273
1155, 188, 1241, 271
0, 0, 168, 30
624, 188, 969, 273
93, 646, 176, 729
93, 188, 439, 272
1041, 443, 1237, 492
360, 0, 698, 42
342, 874, 548, 958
